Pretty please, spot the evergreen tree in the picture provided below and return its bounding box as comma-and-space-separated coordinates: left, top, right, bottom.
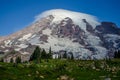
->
41, 49, 50, 62
114, 50, 120, 58
63, 51, 67, 59
118, 50, 120, 58
41, 49, 47, 59
10, 58, 13, 63
30, 46, 41, 63
48, 47, 52, 59
15, 57, 21, 64
0, 58, 3, 62
114, 51, 118, 58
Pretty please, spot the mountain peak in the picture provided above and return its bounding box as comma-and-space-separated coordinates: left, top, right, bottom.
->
0, 9, 120, 61
35, 9, 100, 30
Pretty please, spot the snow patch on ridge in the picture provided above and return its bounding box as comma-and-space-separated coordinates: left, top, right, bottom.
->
35, 9, 100, 30
1, 46, 5, 48
4, 40, 12, 47
16, 44, 28, 48
19, 33, 32, 41
42, 28, 51, 35
104, 34, 120, 48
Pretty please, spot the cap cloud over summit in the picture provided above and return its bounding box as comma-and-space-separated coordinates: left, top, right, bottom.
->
35, 9, 100, 30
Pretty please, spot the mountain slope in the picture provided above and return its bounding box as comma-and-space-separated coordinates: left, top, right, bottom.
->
0, 9, 120, 61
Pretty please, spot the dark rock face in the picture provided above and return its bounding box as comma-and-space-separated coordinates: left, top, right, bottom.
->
96, 22, 120, 35
57, 17, 75, 37
82, 19, 94, 33
40, 35, 48, 42
53, 18, 85, 38
94, 22, 120, 58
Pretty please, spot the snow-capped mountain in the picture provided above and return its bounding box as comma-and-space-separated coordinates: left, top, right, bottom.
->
0, 9, 120, 61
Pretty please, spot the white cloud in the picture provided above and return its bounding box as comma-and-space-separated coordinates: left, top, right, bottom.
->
34, 9, 100, 30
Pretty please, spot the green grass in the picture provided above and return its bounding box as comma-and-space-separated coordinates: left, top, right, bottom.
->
0, 59, 120, 80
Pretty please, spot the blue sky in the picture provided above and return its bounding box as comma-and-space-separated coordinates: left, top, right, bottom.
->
0, 0, 120, 36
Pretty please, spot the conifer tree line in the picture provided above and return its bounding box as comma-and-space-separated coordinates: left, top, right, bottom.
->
10, 57, 21, 64
1, 45, 120, 64
0, 46, 74, 63
30, 46, 74, 63
29, 46, 52, 63
114, 50, 120, 58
